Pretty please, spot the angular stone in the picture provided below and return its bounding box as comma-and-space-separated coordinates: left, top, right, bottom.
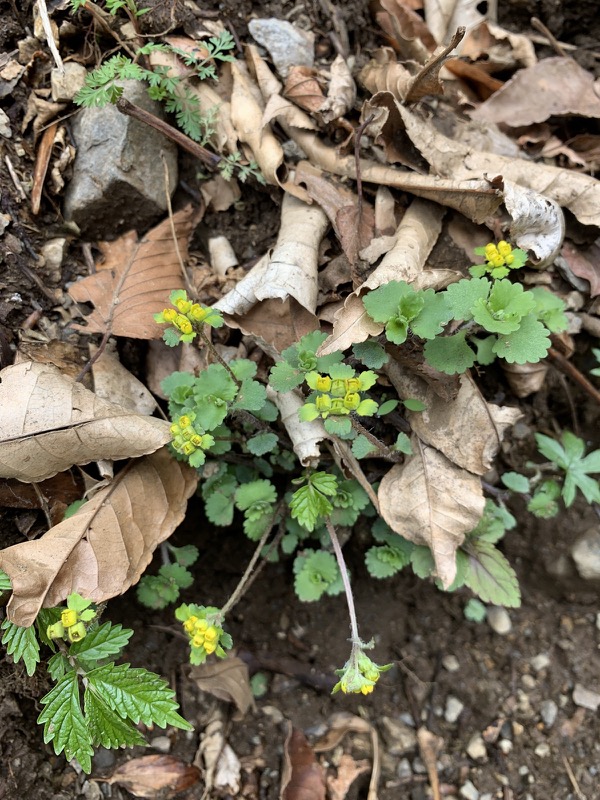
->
380, 716, 418, 756
571, 528, 600, 580
445, 695, 465, 724
460, 779, 480, 800
64, 80, 178, 238
51, 62, 87, 102
466, 733, 487, 761
573, 683, 600, 711
248, 18, 314, 78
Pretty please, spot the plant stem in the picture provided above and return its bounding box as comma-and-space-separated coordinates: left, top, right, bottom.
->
197, 328, 241, 388
325, 517, 360, 643
350, 416, 401, 462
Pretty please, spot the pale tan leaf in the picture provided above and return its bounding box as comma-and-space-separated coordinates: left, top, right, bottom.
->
268, 387, 325, 467
423, 0, 483, 44
561, 239, 600, 297
90, 344, 157, 416
284, 66, 325, 113
189, 657, 254, 721
386, 365, 522, 474
107, 755, 200, 799
68, 205, 202, 339
472, 57, 600, 127
375, 185, 397, 234
0, 448, 197, 626
378, 438, 485, 588
499, 178, 564, 267
0, 362, 170, 483
327, 754, 370, 800
502, 361, 549, 398
461, 20, 536, 70
320, 54, 356, 122
313, 712, 373, 752
223, 297, 319, 353
281, 724, 326, 800
317, 294, 384, 356
200, 174, 241, 212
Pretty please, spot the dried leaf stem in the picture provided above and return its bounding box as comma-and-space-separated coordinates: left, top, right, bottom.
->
547, 347, 600, 405
325, 517, 359, 643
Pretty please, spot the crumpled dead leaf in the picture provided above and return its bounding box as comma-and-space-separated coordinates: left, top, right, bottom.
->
386, 365, 522, 474
460, 20, 537, 70
471, 56, 600, 127
0, 361, 170, 483
68, 205, 202, 339
90, 343, 157, 416
107, 755, 200, 799
320, 54, 356, 122
560, 239, 600, 297
0, 447, 197, 626
284, 66, 325, 114
370, 0, 435, 60
189, 657, 254, 721
378, 437, 485, 587
327, 754, 370, 800
423, 0, 483, 45
281, 723, 326, 800
196, 713, 241, 796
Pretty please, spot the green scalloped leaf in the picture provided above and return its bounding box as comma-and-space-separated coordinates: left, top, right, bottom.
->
445, 277, 490, 321
464, 542, 521, 607
493, 314, 550, 364
352, 340, 389, 368
247, 431, 279, 456
424, 331, 476, 374
411, 290, 453, 339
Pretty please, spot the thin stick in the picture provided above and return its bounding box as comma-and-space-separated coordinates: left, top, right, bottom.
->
161, 152, 196, 298
218, 520, 275, 619
197, 328, 241, 388
547, 347, 600, 405
350, 415, 401, 462
37, 0, 64, 70
325, 517, 359, 642
354, 113, 375, 227
531, 17, 568, 57
116, 98, 221, 170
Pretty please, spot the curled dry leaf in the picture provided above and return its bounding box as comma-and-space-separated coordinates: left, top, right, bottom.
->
471, 57, 600, 127
502, 361, 549, 398
320, 55, 357, 122
0, 361, 170, 483
370, 0, 436, 60
267, 387, 325, 467
499, 177, 564, 267
378, 437, 485, 588
107, 755, 200, 799
68, 205, 202, 339
197, 714, 241, 796
313, 712, 373, 752
423, 0, 484, 45
284, 65, 326, 114
0, 447, 198, 626
560, 240, 600, 298
281, 723, 326, 800
327, 754, 370, 800
386, 366, 522, 474
461, 20, 537, 70
189, 657, 254, 721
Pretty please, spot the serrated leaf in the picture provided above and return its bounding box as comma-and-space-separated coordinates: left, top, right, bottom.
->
204, 490, 235, 526
365, 545, 410, 578
464, 541, 521, 607
323, 416, 353, 436
424, 332, 476, 374
501, 472, 530, 493
493, 314, 550, 364
472, 280, 536, 334
161, 371, 196, 400
38, 672, 94, 773
445, 277, 490, 321
352, 341, 389, 368
535, 433, 567, 466
410, 545, 435, 578
351, 434, 378, 459
464, 598, 487, 622
363, 281, 411, 323
530, 287, 568, 333
84, 686, 147, 749
69, 622, 132, 662
230, 359, 257, 381
168, 544, 199, 567
289, 483, 334, 532
1, 619, 40, 676
310, 473, 339, 496
48, 653, 72, 682
0, 569, 11, 591
247, 432, 279, 456
472, 335, 497, 365
269, 361, 303, 392
136, 576, 179, 609
86, 663, 192, 730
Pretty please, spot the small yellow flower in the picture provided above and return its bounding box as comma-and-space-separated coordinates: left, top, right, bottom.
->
316, 375, 332, 392
361, 684, 374, 695
204, 640, 217, 654
170, 423, 181, 436
484, 243, 497, 258
490, 255, 504, 268
204, 626, 218, 642
178, 415, 192, 428
188, 304, 208, 323
316, 394, 332, 413
190, 434, 204, 447
330, 398, 347, 414
162, 308, 178, 323
192, 633, 205, 648
61, 609, 78, 628
331, 379, 346, 397
67, 622, 87, 642
175, 298, 192, 313
343, 392, 360, 411
47, 621, 65, 640
194, 619, 209, 633
345, 377, 361, 393
497, 240, 512, 257
174, 315, 193, 334
505, 254, 514, 265
183, 616, 198, 633
182, 441, 195, 456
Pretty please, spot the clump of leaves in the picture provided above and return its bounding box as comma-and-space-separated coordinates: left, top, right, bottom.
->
137, 544, 199, 609
175, 604, 232, 665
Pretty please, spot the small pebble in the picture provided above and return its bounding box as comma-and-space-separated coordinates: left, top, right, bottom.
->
498, 738, 513, 755
262, 705, 284, 724
530, 653, 551, 672
534, 743, 551, 758
459, 779, 480, 800
540, 699, 558, 728
150, 735, 171, 753
487, 606, 512, 635
521, 674, 536, 690
399, 712, 416, 727
480, 794, 494, 800
518, 766, 530, 776
397, 758, 412, 780
445, 696, 465, 724
466, 733, 487, 761
573, 684, 600, 712
596, 612, 600, 632
412, 756, 426, 774
442, 654, 460, 673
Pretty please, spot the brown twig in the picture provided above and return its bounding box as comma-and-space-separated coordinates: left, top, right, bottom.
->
547, 347, 600, 405
350, 415, 402, 462
79, 0, 139, 59
354, 113, 375, 227
161, 151, 197, 298
530, 17, 568, 57
116, 98, 222, 170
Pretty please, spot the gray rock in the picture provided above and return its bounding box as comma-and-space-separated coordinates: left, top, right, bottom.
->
442, 654, 460, 673
571, 528, 600, 580
459, 779, 480, 800
534, 742, 550, 758
397, 757, 412, 780
530, 653, 551, 672
64, 80, 178, 238
380, 716, 418, 756
0, 108, 11, 138
248, 18, 314, 78
150, 735, 171, 753
466, 733, 487, 761
540, 699, 558, 728
51, 62, 87, 102
445, 696, 464, 724
486, 606, 512, 635
573, 683, 600, 711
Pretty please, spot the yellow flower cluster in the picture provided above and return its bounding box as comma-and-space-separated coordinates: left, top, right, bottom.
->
47, 609, 88, 643
484, 240, 515, 268
170, 414, 214, 458
182, 615, 219, 654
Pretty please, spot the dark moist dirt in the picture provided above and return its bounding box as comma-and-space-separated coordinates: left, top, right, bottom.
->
2, 1, 600, 799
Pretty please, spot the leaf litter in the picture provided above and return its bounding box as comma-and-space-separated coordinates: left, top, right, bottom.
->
2, 1, 600, 796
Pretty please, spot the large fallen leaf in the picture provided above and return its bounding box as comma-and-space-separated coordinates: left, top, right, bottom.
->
107, 755, 200, 799
281, 724, 326, 800
0, 447, 197, 626
460, 20, 537, 70
0, 362, 170, 483
471, 57, 600, 127
189, 657, 253, 721
68, 204, 201, 339
90, 344, 157, 415
386, 365, 522, 474
378, 437, 485, 587
424, 0, 484, 44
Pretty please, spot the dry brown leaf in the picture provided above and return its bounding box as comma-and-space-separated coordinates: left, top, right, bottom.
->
461, 20, 536, 70
284, 66, 325, 113
68, 205, 201, 339
107, 755, 200, 799
189, 657, 254, 721
200, 174, 241, 212
370, 0, 436, 59
223, 297, 320, 353
31, 122, 57, 215
472, 57, 600, 127
424, 0, 483, 44
90, 344, 157, 416
386, 366, 522, 474
560, 240, 600, 297
443, 57, 503, 100
0, 361, 170, 483
320, 54, 357, 122
0, 473, 84, 528
375, 185, 397, 234
0, 447, 197, 626
378, 437, 485, 587
15, 339, 88, 380
313, 712, 373, 752
327, 754, 370, 800
281, 724, 326, 800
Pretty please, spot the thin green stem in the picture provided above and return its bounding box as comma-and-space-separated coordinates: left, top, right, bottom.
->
197, 328, 241, 388
325, 517, 360, 643
350, 416, 401, 462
